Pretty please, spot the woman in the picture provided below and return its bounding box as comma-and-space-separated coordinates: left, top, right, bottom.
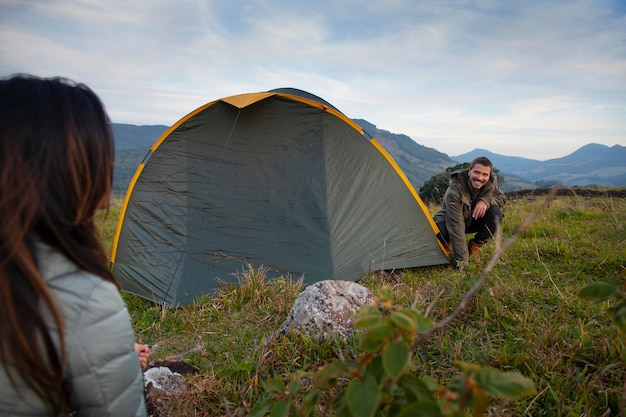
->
0, 75, 147, 416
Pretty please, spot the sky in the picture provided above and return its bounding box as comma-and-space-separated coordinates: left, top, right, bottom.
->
1, 0, 625, 160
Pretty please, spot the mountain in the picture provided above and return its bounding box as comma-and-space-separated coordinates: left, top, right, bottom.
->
353, 119, 454, 187
450, 148, 540, 172
112, 123, 168, 148
111, 122, 625, 193
111, 124, 168, 191
453, 144, 626, 187
110, 120, 456, 192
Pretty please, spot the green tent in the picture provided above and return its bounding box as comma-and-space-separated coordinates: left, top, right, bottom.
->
111, 88, 449, 306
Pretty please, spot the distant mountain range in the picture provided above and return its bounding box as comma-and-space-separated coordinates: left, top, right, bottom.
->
111, 121, 625, 193
453, 144, 626, 188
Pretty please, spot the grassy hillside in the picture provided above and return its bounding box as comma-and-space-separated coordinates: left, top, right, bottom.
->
100, 191, 626, 416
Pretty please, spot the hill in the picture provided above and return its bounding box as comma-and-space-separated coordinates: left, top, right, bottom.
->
111, 124, 168, 191
111, 122, 625, 193
353, 119, 454, 187
111, 120, 456, 192
112, 123, 168, 148
453, 144, 626, 187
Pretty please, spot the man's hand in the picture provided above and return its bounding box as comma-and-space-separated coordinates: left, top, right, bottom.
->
472, 200, 488, 219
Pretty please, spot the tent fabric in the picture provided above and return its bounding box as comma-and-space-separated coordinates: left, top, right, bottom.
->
111, 88, 449, 307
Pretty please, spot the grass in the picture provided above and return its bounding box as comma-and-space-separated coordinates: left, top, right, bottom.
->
99, 190, 626, 416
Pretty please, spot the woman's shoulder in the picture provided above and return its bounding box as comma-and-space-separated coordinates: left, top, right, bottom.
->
35, 241, 124, 329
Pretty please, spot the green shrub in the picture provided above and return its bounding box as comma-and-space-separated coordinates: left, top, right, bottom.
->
251, 287, 535, 417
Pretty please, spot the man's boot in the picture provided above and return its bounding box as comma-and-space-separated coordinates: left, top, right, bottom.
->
468, 240, 484, 257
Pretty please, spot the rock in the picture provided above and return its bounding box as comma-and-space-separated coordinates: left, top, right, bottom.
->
144, 367, 184, 397
143, 361, 198, 417
278, 280, 375, 340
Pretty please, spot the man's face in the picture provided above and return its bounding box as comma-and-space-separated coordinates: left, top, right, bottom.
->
468, 163, 491, 191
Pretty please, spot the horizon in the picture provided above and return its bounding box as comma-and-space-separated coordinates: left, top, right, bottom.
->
111, 120, 622, 163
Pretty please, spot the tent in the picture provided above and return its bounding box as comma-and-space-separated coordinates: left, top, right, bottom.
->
111, 88, 449, 307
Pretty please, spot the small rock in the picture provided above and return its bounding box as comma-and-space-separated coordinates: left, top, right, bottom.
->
143, 361, 198, 417
279, 280, 375, 340
144, 367, 184, 396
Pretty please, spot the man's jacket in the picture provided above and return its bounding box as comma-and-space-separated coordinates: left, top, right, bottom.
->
433, 169, 506, 261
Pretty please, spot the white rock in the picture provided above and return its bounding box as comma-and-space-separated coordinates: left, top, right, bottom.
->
279, 280, 375, 340
144, 366, 184, 396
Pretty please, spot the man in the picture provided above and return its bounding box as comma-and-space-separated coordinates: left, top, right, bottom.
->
434, 156, 506, 266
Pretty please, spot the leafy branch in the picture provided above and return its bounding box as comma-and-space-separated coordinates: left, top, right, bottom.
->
249, 186, 563, 417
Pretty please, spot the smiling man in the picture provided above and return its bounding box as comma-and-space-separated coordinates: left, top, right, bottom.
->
434, 156, 506, 267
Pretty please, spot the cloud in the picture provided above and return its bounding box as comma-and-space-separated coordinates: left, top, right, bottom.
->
1, 0, 624, 159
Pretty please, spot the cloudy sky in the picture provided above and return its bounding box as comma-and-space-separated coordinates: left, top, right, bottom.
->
1, 0, 625, 160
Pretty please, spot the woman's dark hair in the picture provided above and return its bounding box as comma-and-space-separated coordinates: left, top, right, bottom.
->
0, 74, 118, 412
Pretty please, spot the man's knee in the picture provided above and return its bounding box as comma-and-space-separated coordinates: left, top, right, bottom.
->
436, 221, 449, 241
486, 205, 503, 223
473, 206, 503, 244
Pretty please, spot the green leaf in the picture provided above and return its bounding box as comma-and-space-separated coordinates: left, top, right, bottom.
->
364, 320, 395, 342
287, 381, 299, 396
390, 310, 418, 332
447, 373, 469, 396
313, 361, 348, 390
357, 304, 381, 317
331, 390, 349, 416
403, 308, 435, 334
262, 378, 285, 394
269, 400, 289, 417
334, 403, 353, 417
578, 281, 619, 301
455, 360, 481, 375
404, 309, 435, 334
416, 316, 434, 334
354, 311, 383, 328
420, 375, 440, 392
398, 374, 435, 403
359, 337, 383, 353
368, 355, 386, 383
383, 341, 410, 380
248, 400, 272, 417
395, 401, 442, 417
346, 375, 381, 417
473, 386, 490, 417
378, 286, 394, 303
613, 303, 626, 333
475, 367, 536, 399
300, 390, 321, 416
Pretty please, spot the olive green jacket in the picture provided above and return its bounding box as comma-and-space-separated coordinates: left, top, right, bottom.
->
433, 169, 506, 262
